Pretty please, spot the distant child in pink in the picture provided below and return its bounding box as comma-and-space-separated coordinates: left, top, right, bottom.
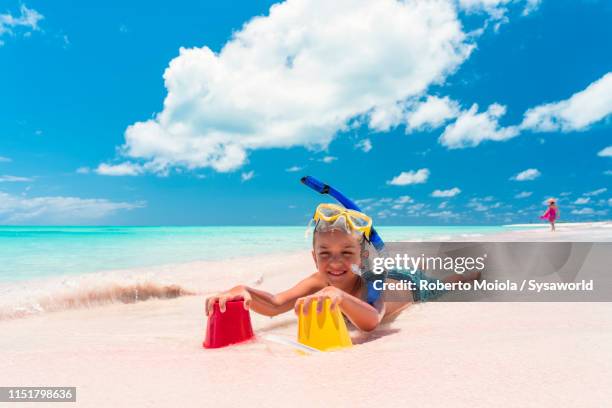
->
540, 198, 559, 231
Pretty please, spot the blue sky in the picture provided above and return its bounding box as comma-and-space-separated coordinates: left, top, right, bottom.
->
0, 0, 611, 226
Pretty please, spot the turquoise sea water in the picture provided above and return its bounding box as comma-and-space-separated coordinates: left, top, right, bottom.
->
0, 226, 509, 282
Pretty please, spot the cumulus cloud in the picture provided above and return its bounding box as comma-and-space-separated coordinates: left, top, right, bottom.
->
439, 103, 519, 148
406, 95, 460, 132
109, 0, 475, 174
355, 138, 372, 153
521, 72, 612, 133
515, 191, 532, 199
431, 187, 461, 197
387, 168, 430, 186
0, 5, 43, 42
285, 165, 302, 172
368, 102, 405, 132
320, 156, 337, 164
574, 197, 590, 205
598, 146, 612, 157
511, 168, 540, 181
0, 191, 144, 224
0, 175, 33, 182
96, 162, 143, 176
434, 72, 612, 150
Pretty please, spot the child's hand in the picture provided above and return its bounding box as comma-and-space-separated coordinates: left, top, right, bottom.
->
294, 286, 344, 315
205, 285, 252, 316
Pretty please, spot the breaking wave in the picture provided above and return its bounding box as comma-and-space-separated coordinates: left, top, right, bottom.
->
0, 282, 195, 321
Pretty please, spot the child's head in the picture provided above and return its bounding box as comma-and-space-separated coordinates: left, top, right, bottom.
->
309, 204, 372, 287
547, 198, 557, 206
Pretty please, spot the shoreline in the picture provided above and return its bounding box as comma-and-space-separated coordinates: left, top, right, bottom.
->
2, 221, 611, 321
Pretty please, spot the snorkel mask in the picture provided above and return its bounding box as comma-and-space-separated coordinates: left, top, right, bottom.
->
311, 203, 373, 240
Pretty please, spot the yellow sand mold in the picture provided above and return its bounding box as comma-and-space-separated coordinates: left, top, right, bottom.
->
298, 298, 352, 351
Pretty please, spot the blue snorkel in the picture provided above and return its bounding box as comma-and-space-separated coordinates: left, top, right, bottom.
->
300, 176, 384, 250
300, 176, 385, 305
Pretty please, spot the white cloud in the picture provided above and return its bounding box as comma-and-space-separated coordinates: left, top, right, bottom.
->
355, 138, 372, 153
320, 156, 337, 164
431, 187, 461, 198
574, 197, 590, 205
515, 191, 532, 199
598, 146, 612, 157
457, 0, 542, 21
241, 170, 255, 182
76, 167, 91, 174
0, 175, 33, 182
439, 103, 519, 148
111, 0, 474, 174
0, 156, 12, 163
0, 191, 144, 224
96, 162, 143, 176
405, 95, 460, 132
458, 0, 511, 18
368, 102, 405, 132
522, 0, 542, 15
387, 168, 430, 186
511, 168, 540, 181
396, 195, 413, 204
585, 188, 607, 197
0, 5, 43, 40
427, 210, 458, 218
285, 165, 302, 172
467, 198, 490, 212
468, 197, 503, 211
521, 72, 612, 133
571, 208, 594, 215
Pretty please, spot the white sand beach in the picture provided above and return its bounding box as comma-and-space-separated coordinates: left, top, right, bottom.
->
2, 223, 612, 407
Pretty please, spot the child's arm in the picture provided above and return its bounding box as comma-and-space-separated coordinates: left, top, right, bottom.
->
293, 286, 383, 332
206, 274, 325, 317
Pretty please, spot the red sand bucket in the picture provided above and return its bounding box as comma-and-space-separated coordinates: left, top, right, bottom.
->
203, 298, 254, 349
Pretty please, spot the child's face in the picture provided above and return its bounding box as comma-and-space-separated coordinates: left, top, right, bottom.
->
312, 230, 362, 286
